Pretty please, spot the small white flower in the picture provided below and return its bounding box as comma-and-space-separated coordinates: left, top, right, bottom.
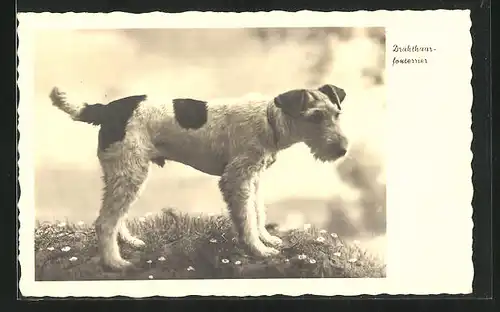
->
303, 224, 311, 230
157, 256, 166, 262
316, 236, 325, 243
348, 258, 358, 263
146, 260, 153, 264
333, 252, 341, 257
231, 237, 238, 243
46, 247, 54, 251
57, 222, 66, 228
76, 221, 85, 226
61, 246, 71, 252
284, 258, 290, 262
138, 217, 146, 222
234, 260, 242, 265
221, 258, 230, 264
69, 256, 78, 262
330, 233, 338, 238
145, 212, 153, 217
187, 266, 195, 271
298, 254, 307, 260
209, 238, 217, 243
319, 229, 327, 234
148, 275, 154, 279
353, 240, 360, 246
309, 259, 317, 264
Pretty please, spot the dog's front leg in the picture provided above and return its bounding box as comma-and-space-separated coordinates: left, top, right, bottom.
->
254, 177, 283, 247
219, 156, 280, 257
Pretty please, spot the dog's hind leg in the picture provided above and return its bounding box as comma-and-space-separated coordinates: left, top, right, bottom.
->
117, 162, 150, 248
118, 214, 146, 248
95, 151, 150, 270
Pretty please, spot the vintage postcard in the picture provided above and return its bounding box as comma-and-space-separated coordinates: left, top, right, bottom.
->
17, 10, 473, 297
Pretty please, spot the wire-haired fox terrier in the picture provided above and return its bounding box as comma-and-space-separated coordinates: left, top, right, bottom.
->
49, 83, 348, 270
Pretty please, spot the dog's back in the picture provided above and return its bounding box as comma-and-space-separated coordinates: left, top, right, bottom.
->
49, 87, 276, 174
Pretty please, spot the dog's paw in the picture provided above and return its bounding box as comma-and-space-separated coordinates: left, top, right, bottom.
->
120, 234, 146, 248
259, 227, 283, 246
261, 234, 283, 247
128, 237, 146, 249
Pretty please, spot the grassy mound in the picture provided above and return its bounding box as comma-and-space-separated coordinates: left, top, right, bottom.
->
34, 208, 385, 280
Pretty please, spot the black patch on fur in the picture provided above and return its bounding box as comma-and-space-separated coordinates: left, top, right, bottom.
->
94, 95, 147, 151
78, 103, 107, 125
172, 98, 208, 129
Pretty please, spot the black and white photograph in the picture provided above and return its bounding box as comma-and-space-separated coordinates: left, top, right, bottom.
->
32, 25, 387, 281
18, 11, 473, 297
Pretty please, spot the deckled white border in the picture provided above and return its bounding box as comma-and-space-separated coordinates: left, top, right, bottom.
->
17, 10, 473, 297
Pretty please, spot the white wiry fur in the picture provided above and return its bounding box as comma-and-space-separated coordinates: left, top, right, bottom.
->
49, 83, 348, 271
49, 87, 87, 121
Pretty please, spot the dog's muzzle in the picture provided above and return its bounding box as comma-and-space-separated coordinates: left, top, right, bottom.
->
326, 135, 349, 160
327, 143, 348, 160
334, 146, 348, 158
309, 140, 348, 162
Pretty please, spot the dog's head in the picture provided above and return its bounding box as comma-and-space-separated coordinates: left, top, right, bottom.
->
274, 84, 348, 162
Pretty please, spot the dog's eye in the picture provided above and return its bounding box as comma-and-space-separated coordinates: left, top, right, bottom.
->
306, 110, 326, 123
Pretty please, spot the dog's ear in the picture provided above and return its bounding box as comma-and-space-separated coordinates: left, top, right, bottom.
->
274, 89, 309, 117
318, 84, 346, 108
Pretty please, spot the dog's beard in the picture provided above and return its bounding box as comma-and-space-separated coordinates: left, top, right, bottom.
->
308, 143, 347, 163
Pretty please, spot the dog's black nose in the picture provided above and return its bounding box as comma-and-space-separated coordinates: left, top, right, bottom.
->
332, 145, 347, 158
337, 148, 347, 157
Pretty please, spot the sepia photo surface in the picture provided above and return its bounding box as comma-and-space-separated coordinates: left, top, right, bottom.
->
18, 10, 473, 297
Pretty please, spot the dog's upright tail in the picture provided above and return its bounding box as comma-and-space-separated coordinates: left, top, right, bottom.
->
49, 86, 107, 125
